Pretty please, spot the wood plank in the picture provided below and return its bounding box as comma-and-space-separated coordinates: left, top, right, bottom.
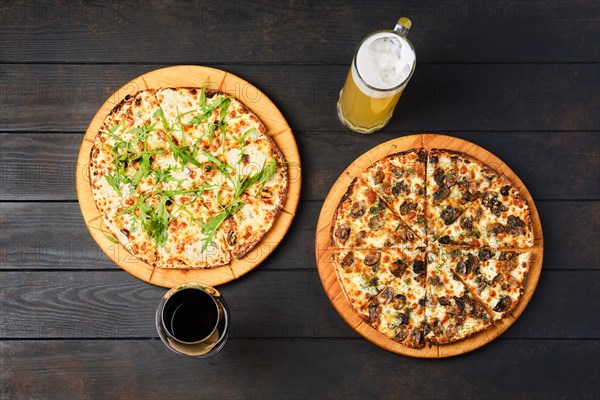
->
1, 132, 598, 201
301, 130, 600, 201
507, 270, 600, 340
1, 201, 597, 271
537, 201, 600, 272
0, 1, 597, 63
1, 64, 598, 132
0, 270, 597, 340
1, 339, 598, 399
0, 270, 356, 339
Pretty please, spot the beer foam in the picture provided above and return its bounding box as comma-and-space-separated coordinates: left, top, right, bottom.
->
354, 32, 415, 97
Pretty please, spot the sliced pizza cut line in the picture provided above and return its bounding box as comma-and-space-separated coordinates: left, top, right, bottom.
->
425, 149, 499, 240
424, 245, 493, 345
99, 195, 161, 267
434, 175, 534, 249
434, 244, 542, 254
331, 246, 426, 335
357, 250, 427, 349
361, 148, 428, 240
230, 192, 282, 260
440, 245, 532, 321
330, 177, 425, 250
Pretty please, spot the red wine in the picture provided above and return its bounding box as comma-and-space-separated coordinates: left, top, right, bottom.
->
162, 288, 219, 343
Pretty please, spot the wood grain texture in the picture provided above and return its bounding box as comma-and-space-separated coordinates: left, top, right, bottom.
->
1, 339, 598, 400
2, 64, 599, 132
0, 0, 598, 397
75, 66, 301, 287
2, 131, 599, 201
1, 270, 596, 340
0, 200, 596, 271
1, 0, 598, 63
315, 134, 543, 357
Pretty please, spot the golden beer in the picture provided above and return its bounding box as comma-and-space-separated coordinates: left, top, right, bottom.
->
337, 18, 416, 134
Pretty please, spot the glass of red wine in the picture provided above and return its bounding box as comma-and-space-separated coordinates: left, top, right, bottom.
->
156, 282, 229, 358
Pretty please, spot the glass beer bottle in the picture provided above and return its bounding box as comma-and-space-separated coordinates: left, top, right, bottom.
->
337, 18, 416, 134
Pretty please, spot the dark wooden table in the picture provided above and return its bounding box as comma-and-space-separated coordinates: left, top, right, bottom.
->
1, 1, 598, 398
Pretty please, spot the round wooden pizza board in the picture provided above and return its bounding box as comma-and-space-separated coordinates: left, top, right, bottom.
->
315, 133, 543, 358
76, 65, 301, 288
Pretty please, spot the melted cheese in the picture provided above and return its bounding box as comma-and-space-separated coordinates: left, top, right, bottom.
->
89, 88, 288, 269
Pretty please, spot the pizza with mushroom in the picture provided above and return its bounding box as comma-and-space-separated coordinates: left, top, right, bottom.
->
90, 86, 288, 269
330, 148, 534, 348
435, 175, 534, 248
443, 246, 531, 321
331, 246, 426, 349
426, 149, 498, 239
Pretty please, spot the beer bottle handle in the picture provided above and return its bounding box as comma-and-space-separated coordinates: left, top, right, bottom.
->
394, 17, 412, 37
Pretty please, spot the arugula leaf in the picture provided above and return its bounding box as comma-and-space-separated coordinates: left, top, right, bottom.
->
108, 121, 123, 134
105, 123, 163, 192
105, 172, 123, 196
218, 97, 231, 133
151, 167, 173, 184
129, 153, 151, 188
199, 199, 244, 252
166, 134, 201, 168
256, 157, 277, 194
104, 233, 118, 244
199, 83, 207, 110
234, 127, 256, 163
162, 186, 213, 198
151, 195, 171, 246
200, 210, 228, 252
188, 96, 227, 126
235, 128, 256, 145
218, 98, 231, 153
218, 98, 231, 123
200, 150, 234, 176
230, 157, 277, 199
118, 195, 170, 247
153, 107, 171, 132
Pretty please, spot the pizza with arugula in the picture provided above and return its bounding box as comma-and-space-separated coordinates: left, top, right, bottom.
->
90, 87, 288, 269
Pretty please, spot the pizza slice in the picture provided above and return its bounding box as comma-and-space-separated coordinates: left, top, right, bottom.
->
154, 213, 233, 269
445, 247, 531, 321
331, 246, 425, 320
223, 131, 288, 210
91, 89, 175, 214
424, 245, 492, 345
361, 149, 427, 239
436, 176, 534, 248
91, 90, 163, 186
213, 140, 287, 260
100, 194, 160, 266
426, 149, 497, 238
331, 178, 422, 249
204, 92, 269, 158
358, 248, 427, 348
229, 192, 281, 259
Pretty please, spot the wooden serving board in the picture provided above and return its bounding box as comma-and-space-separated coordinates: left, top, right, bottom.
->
76, 65, 301, 288
315, 134, 543, 358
